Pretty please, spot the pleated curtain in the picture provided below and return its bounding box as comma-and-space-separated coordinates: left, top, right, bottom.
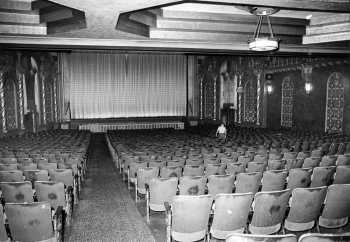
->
61, 52, 186, 119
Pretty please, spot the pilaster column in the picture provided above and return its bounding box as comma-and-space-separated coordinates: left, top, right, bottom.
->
0, 73, 6, 133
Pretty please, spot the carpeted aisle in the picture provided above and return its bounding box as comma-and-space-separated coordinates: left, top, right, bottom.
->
66, 134, 156, 242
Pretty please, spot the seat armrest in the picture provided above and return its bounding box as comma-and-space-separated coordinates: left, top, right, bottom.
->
164, 202, 171, 213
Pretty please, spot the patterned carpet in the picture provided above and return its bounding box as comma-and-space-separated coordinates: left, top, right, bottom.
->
65, 134, 156, 242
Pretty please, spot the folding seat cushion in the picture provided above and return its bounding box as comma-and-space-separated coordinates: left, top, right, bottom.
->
238, 155, 252, 166
178, 176, 206, 195
333, 165, 350, 184
48, 169, 74, 188
285, 186, 327, 231
0, 181, 34, 203
319, 184, 350, 228
226, 163, 245, 175
166, 159, 185, 167
235, 172, 262, 194
310, 166, 335, 187
148, 160, 165, 168
183, 165, 204, 177
203, 157, 220, 165
206, 174, 234, 196
5, 202, 57, 242
0, 170, 24, 182
249, 189, 291, 234
226, 233, 297, 242
166, 195, 213, 242
210, 193, 254, 239
261, 170, 288, 191
220, 157, 236, 164
204, 164, 226, 177
287, 168, 312, 189
298, 233, 350, 242
247, 162, 266, 173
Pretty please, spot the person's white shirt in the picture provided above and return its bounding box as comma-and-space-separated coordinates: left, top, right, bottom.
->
216, 124, 227, 136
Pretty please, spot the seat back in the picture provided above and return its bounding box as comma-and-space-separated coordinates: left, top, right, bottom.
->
0, 207, 8, 242
250, 189, 291, 234
298, 233, 350, 242
319, 155, 337, 167
49, 169, 74, 187
171, 195, 213, 242
226, 233, 297, 242
268, 160, 285, 170
286, 187, 327, 225
37, 162, 58, 171
285, 159, 303, 170
247, 162, 266, 173
205, 164, 226, 176
302, 157, 320, 169
166, 159, 185, 167
261, 170, 288, 192
0, 170, 24, 182
287, 168, 312, 189
18, 162, 37, 171
179, 176, 206, 195
207, 174, 234, 196
160, 166, 182, 178
226, 163, 245, 175
129, 162, 148, 178
333, 166, 350, 184
137, 167, 159, 192
23, 170, 50, 185
35, 181, 66, 209
0, 158, 17, 164
5, 202, 54, 242
235, 172, 262, 194
0, 164, 17, 171
211, 193, 253, 239
336, 155, 350, 166
321, 184, 350, 221
310, 166, 335, 187
0, 181, 33, 203
186, 158, 203, 166
149, 177, 178, 211
183, 165, 204, 177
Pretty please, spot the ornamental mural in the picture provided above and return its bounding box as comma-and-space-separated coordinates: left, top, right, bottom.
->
281, 76, 294, 128
325, 72, 345, 133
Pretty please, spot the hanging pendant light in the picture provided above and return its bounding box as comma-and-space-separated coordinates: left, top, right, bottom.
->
248, 7, 279, 51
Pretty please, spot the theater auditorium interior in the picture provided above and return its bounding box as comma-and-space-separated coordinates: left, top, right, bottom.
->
1, 0, 350, 241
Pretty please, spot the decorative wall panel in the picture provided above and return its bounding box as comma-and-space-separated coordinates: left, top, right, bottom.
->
281, 76, 294, 128
325, 72, 345, 133
243, 79, 257, 123
4, 78, 18, 130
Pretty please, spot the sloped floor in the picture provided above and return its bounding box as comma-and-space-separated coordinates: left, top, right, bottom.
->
65, 134, 156, 242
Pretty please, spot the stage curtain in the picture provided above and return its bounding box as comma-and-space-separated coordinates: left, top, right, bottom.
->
60, 52, 186, 119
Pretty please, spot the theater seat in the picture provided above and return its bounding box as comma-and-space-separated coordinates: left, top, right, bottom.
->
226, 233, 297, 242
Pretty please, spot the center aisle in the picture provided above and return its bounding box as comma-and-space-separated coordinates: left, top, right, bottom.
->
66, 134, 156, 242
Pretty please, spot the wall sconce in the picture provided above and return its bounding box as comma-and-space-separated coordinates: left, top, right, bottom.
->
265, 73, 273, 94
237, 86, 244, 94
266, 80, 273, 94
302, 64, 313, 95
305, 82, 313, 95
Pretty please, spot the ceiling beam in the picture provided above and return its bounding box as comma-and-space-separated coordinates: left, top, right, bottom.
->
189, 0, 350, 13
1, 35, 350, 54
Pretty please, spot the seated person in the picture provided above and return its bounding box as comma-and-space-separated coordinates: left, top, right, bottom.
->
216, 123, 227, 141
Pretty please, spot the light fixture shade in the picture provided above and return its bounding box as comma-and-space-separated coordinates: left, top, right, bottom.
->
249, 37, 279, 51
237, 86, 244, 94
265, 80, 273, 94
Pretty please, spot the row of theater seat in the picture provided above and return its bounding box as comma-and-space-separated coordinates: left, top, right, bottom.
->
106, 129, 350, 242
0, 130, 90, 242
